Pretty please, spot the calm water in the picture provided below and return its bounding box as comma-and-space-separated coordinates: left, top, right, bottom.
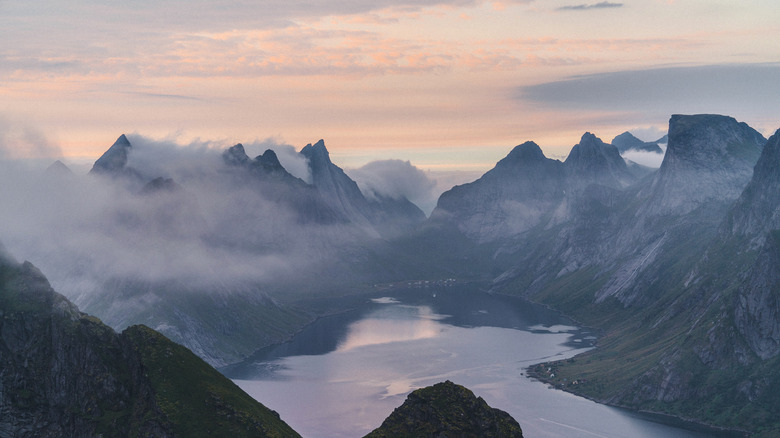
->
225, 286, 735, 438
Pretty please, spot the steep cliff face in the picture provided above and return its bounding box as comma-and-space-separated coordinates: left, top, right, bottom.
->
363, 381, 523, 438
0, 257, 171, 437
722, 129, 780, 247
734, 231, 780, 360
639, 114, 764, 217
0, 252, 300, 438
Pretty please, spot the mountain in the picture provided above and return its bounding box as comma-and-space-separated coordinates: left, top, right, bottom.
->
0, 247, 300, 438
363, 381, 524, 438
301, 139, 425, 238
722, 128, 780, 247
484, 116, 779, 435
638, 114, 765, 217
430, 141, 566, 243
89, 134, 144, 185
564, 132, 634, 190
611, 131, 664, 154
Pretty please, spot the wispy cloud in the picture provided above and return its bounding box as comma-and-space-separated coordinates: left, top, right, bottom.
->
516, 63, 780, 136
557, 2, 623, 11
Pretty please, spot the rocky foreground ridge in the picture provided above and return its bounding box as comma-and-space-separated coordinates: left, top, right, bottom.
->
364, 381, 524, 438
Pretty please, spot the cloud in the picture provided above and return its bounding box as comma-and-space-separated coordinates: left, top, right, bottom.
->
622, 150, 664, 168
346, 159, 437, 212
243, 138, 312, 183
0, 133, 380, 309
557, 2, 623, 10
517, 63, 780, 132
0, 115, 62, 161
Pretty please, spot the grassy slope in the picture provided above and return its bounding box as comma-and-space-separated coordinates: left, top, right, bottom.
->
522, 228, 780, 435
123, 324, 300, 438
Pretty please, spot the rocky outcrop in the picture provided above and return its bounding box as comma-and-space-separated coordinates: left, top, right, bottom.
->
364, 381, 523, 438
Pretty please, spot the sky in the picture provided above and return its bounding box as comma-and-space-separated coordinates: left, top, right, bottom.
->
1, 0, 779, 172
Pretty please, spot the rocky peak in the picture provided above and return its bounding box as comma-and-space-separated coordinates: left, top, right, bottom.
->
431, 141, 565, 242
640, 114, 765, 216
222, 143, 251, 166
300, 139, 331, 169
611, 131, 663, 154
496, 141, 547, 168
90, 134, 132, 175
45, 160, 74, 177
256, 149, 283, 169
564, 132, 633, 189
364, 380, 523, 437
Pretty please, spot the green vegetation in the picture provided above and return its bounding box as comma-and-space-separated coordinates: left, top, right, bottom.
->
123, 325, 300, 438
364, 381, 523, 438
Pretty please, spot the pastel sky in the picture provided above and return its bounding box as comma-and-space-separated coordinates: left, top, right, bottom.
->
1, 0, 779, 171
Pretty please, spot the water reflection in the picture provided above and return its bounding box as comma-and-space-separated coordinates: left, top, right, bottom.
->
336, 305, 446, 352
226, 287, 731, 438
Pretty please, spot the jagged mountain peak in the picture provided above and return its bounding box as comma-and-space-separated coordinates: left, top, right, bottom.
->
564, 131, 632, 189
90, 133, 133, 175
223, 143, 250, 166
256, 149, 283, 169
611, 131, 663, 154
45, 159, 74, 177
300, 139, 331, 165
612, 131, 643, 149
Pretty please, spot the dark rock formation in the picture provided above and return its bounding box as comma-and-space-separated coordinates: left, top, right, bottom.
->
0, 251, 300, 438
89, 134, 144, 184
364, 381, 523, 438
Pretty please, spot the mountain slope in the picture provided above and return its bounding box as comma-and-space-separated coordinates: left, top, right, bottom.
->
0, 248, 300, 437
431, 141, 565, 243
511, 121, 779, 435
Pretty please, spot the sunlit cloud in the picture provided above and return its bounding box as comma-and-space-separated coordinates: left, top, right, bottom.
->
517, 63, 780, 135
557, 2, 623, 11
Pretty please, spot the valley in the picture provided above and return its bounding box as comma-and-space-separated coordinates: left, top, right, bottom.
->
1, 113, 779, 436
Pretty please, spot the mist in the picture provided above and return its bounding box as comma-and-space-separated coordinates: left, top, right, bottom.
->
346, 159, 437, 215
0, 135, 389, 310
621, 149, 665, 168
